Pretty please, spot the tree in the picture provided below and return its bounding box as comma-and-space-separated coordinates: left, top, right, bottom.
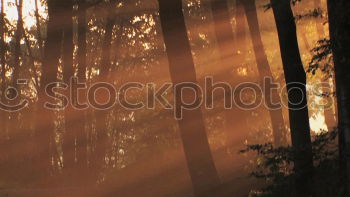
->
13, 0, 23, 87
8, 0, 23, 161
61, 0, 76, 184
209, 0, 250, 159
35, 0, 44, 58
270, 0, 314, 196
242, 0, 285, 146
158, 0, 221, 195
92, 1, 117, 180
327, 0, 350, 194
235, 0, 247, 65
311, 0, 336, 131
34, 0, 64, 181
76, 0, 88, 179
0, 0, 8, 168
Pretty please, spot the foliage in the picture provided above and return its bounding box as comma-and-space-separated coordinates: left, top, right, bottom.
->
307, 39, 334, 79
294, 8, 323, 21
262, 0, 302, 11
241, 131, 345, 197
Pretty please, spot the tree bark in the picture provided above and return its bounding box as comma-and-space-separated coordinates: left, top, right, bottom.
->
92, 5, 116, 180
327, 0, 350, 194
34, 0, 63, 182
76, 0, 88, 179
158, 0, 221, 195
61, 0, 76, 184
0, 0, 8, 171
6, 0, 24, 172
13, 0, 23, 86
271, 0, 314, 196
242, 0, 285, 146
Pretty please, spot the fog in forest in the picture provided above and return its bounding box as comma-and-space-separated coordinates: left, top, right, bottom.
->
1, 0, 346, 196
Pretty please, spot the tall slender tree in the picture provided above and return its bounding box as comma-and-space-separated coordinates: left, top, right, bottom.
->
242, 0, 285, 145
209, 0, 250, 156
61, 0, 76, 184
0, 0, 5, 98
271, 0, 314, 196
6, 0, 24, 170
34, 0, 64, 180
327, 0, 350, 194
93, 1, 116, 180
0, 0, 8, 167
158, 0, 221, 195
35, 0, 44, 58
76, 0, 88, 179
13, 0, 23, 85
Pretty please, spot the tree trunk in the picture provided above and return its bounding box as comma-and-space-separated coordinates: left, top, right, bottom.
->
210, 0, 249, 149
92, 6, 116, 180
34, 0, 63, 182
327, 0, 350, 194
0, 0, 8, 171
242, 0, 285, 146
61, 0, 76, 184
158, 0, 221, 195
13, 0, 23, 85
35, 0, 44, 58
271, 0, 314, 196
6, 0, 23, 172
76, 0, 88, 180
209, 2, 252, 179
235, 0, 247, 65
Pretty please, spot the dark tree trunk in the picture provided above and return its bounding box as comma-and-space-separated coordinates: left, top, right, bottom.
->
61, 0, 76, 184
271, 0, 314, 196
11, 0, 23, 129
13, 0, 23, 86
13, 0, 37, 180
0, 0, 5, 101
6, 0, 24, 172
158, 0, 221, 195
13, 0, 23, 83
243, 0, 285, 146
327, 0, 350, 194
34, 0, 63, 182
